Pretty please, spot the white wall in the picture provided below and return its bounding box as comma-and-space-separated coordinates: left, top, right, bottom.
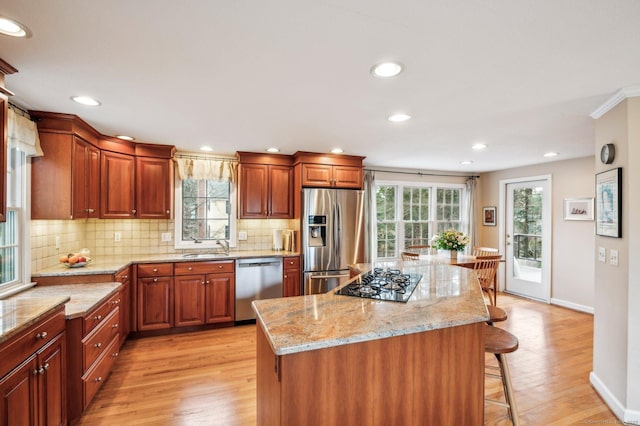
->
477, 156, 595, 311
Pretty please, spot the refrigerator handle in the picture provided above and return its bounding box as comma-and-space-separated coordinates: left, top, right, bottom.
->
335, 202, 342, 264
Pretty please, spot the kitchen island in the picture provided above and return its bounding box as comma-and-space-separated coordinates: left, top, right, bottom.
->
252, 260, 489, 425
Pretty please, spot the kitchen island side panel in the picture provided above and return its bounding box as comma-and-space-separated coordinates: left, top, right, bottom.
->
257, 322, 483, 425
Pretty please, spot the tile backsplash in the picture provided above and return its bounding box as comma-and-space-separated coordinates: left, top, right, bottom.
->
31, 218, 299, 271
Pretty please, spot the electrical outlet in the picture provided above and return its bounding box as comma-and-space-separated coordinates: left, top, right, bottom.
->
598, 247, 606, 263
238, 231, 248, 241
114, 232, 121, 242
161, 232, 172, 242
55, 236, 61, 249
610, 249, 619, 266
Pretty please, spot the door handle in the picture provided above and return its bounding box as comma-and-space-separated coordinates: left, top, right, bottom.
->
309, 274, 350, 280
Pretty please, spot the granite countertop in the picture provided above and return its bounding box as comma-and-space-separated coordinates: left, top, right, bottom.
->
0, 296, 70, 345
7, 283, 122, 320
32, 249, 300, 278
252, 260, 489, 356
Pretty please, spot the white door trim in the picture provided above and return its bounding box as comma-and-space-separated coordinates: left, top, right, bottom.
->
498, 175, 552, 303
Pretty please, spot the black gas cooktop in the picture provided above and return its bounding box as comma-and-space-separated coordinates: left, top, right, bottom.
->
335, 268, 422, 303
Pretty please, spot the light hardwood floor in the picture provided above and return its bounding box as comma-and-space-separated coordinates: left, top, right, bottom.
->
77, 293, 617, 425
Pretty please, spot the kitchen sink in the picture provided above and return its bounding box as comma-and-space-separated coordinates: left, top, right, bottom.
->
181, 252, 230, 259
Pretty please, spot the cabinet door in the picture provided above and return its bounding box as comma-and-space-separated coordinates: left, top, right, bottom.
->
31, 133, 74, 219
0, 97, 5, 222
333, 165, 363, 189
268, 165, 293, 218
137, 277, 173, 330
0, 355, 37, 426
136, 157, 172, 219
37, 333, 66, 426
174, 275, 206, 327
204, 273, 235, 323
301, 164, 333, 188
239, 164, 268, 218
100, 151, 135, 219
283, 267, 301, 297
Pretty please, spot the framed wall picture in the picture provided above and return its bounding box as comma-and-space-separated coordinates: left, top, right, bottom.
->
483, 206, 497, 226
563, 198, 594, 221
595, 167, 622, 238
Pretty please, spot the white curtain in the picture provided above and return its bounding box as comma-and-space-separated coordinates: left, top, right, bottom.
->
7, 108, 43, 157
465, 176, 478, 252
175, 157, 237, 182
363, 170, 376, 262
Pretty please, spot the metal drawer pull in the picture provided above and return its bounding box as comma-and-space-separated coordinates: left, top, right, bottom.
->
94, 315, 102, 321
94, 342, 102, 348
43, 363, 49, 371
112, 324, 119, 328
153, 268, 158, 272
95, 377, 102, 383
112, 352, 119, 357
36, 331, 48, 340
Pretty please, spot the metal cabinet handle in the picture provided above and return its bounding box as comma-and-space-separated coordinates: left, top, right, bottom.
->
153, 278, 158, 283
112, 323, 119, 328
94, 315, 102, 321
166, 210, 170, 214
218, 265, 223, 269
112, 352, 119, 358
94, 342, 102, 348
95, 377, 102, 383
153, 268, 158, 272
43, 363, 49, 371
36, 331, 48, 340
188, 267, 193, 271
88, 208, 95, 213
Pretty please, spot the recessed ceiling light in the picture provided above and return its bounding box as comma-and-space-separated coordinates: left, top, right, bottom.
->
460, 160, 474, 165
544, 152, 559, 157
116, 135, 135, 141
0, 16, 32, 38
331, 148, 344, 154
388, 113, 411, 122
371, 62, 403, 78
200, 146, 214, 152
266, 147, 280, 153
472, 143, 487, 151
71, 96, 101, 106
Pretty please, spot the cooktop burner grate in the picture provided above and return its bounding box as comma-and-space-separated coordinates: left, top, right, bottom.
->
335, 268, 422, 303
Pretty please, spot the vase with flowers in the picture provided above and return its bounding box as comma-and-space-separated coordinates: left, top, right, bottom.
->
431, 230, 469, 260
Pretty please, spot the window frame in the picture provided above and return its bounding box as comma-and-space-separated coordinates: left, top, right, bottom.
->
374, 180, 467, 260
173, 175, 237, 250
0, 148, 33, 298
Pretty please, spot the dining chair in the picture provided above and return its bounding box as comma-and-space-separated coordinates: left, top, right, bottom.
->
473, 255, 501, 305
472, 246, 499, 257
401, 251, 420, 261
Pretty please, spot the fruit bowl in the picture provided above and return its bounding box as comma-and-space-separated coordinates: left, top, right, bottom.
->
59, 253, 92, 268
63, 261, 88, 268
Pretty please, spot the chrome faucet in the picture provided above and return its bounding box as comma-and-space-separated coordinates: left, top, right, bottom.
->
216, 239, 230, 253
191, 236, 202, 244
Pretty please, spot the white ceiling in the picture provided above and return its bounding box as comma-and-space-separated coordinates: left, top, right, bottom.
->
1, 0, 639, 172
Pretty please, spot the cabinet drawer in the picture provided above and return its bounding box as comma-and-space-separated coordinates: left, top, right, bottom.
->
137, 263, 173, 277
82, 336, 120, 408
115, 267, 131, 283
0, 308, 65, 379
283, 256, 300, 270
83, 293, 119, 335
174, 260, 235, 275
82, 308, 120, 370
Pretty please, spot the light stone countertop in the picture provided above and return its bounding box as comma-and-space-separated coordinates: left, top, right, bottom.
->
6, 283, 122, 320
0, 296, 70, 345
252, 260, 489, 356
32, 250, 300, 278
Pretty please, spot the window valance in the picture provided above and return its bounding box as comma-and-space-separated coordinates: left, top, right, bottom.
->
7, 108, 43, 157
175, 157, 237, 182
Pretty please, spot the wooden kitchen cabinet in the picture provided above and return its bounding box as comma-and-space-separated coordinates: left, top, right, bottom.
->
100, 150, 136, 219
136, 156, 173, 219
31, 133, 101, 219
283, 256, 301, 297
0, 306, 66, 426
174, 260, 235, 326
300, 164, 362, 189
237, 152, 293, 219
137, 263, 174, 331
115, 267, 132, 344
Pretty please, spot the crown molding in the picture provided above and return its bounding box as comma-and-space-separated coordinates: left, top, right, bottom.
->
590, 86, 640, 119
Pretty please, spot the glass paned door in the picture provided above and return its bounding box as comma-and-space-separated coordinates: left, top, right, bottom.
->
505, 179, 550, 301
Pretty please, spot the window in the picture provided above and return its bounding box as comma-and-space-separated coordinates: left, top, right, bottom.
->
375, 181, 465, 259
174, 178, 237, 249
0, 147, 29, 296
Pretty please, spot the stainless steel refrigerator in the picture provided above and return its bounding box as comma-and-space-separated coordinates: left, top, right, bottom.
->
302, 188, 365, 294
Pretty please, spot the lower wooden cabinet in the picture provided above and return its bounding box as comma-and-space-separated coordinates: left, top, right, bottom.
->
283, 256, 301, 297
137, 276, 174, 331
0, 307, 66, 426
115, 267, 132, 344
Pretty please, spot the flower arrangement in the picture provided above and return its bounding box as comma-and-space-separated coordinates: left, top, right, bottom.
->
432, 230, 469, 252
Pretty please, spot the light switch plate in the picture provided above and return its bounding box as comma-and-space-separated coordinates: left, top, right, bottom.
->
598, 247, 606, 263
610, 249, 619, 266
161, 232, 172, 242
114, 232, 121, 242
238, 231, 248, 241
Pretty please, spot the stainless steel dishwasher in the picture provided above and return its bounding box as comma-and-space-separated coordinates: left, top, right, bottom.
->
235, 257, 283, 321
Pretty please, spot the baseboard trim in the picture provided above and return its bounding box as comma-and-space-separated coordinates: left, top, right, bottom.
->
550, 297, 594, 314
590, 372, 640, 423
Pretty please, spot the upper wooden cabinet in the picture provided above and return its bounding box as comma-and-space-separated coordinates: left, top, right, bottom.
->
32, 133, 101, 219
0, 58, 18, 223
237, 152, 293, 219
30, 112, 175, 220
294, 151, 365, 189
